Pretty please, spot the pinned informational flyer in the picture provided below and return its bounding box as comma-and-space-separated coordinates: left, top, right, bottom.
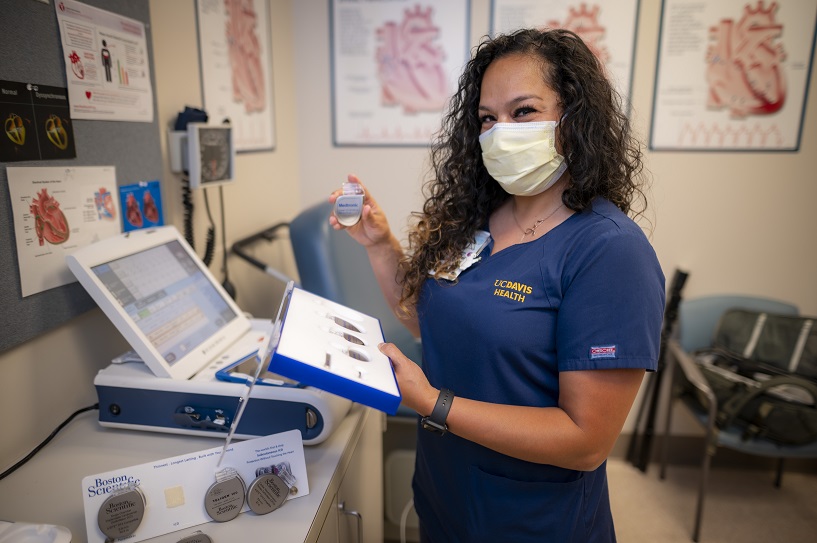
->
81, 430, 307, 543
54, 0, 155, 122
0, 80, 77, 163
119, 180, 164, 232
7, 166, 121, 297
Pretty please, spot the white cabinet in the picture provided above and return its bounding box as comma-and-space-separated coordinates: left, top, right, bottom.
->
317, 494, 340, 543
316, 407, 384, 543
0, 403, 383, 543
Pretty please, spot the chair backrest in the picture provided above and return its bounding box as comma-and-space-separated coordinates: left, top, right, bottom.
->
677, 295, 799, 352
289, 201, 422, 363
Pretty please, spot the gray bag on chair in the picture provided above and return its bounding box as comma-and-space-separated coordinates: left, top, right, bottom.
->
693, 309, 817, 445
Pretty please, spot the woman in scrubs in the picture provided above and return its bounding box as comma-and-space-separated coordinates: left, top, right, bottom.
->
330, 28, 665, 543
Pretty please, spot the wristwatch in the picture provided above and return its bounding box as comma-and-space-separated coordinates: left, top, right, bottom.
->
421, 388, 454, 435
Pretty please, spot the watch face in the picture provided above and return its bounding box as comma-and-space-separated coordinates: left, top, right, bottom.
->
421, 418, 447, 435
198, 127, 232, 182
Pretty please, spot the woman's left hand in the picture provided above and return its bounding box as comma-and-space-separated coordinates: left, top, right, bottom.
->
379, 342, 437, 416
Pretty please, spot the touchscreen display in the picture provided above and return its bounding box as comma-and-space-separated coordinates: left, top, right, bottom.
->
92, 240, 237, 366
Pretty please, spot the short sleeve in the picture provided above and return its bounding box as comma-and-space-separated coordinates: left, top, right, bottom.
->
556, 226, 665, 371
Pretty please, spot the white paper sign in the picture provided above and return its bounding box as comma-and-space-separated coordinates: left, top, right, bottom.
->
81, 430, 308, 543
7, 166, 121, 297
54, 0, 155, 122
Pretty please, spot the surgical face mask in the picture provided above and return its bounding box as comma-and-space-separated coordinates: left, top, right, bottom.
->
479, 121, 568, 196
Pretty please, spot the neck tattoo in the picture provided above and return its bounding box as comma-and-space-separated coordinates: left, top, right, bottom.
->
512, 201, 564, 243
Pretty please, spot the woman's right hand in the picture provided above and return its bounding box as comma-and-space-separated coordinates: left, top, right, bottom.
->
329, 174, 393, 248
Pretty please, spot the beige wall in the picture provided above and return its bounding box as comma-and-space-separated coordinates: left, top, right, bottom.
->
2, 0, 816, 470
294, 0, 817, 314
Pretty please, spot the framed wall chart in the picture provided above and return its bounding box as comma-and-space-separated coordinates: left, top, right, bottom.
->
330, 0, 471, 146
490, 0, 641, 108
196, 0, 276, 152
650, 0, 817, 151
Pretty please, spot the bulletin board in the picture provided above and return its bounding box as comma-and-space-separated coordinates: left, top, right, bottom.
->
0, 0, 162, 353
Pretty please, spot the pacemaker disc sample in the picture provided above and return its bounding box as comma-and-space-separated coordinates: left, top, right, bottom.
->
247, 472, 290, 515
97, 486, 146, 540
204, 475, 246, 522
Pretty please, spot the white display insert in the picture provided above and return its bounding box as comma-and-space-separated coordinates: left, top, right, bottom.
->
270, 285, 402, 414
81, 430, 307, 543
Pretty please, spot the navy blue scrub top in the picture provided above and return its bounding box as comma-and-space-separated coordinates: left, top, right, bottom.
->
413, 198, 666, 543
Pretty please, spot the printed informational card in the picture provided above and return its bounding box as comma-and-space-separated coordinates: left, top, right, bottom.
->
0, 80, 76, 162
81, 430, 307, 543
54, 0, 155, 122
7, 166, 121, 297
119, 180, 164, 232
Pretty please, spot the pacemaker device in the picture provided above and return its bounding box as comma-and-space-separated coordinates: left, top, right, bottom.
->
66, 226, 351, 444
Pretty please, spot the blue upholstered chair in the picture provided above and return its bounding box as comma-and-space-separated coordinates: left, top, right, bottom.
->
233, 200, 423, 405
288, 201, 422, 534
289, 201, 423, 410
658, 295, 817, 542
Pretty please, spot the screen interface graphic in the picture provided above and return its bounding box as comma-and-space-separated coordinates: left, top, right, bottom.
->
92, 240, 236, 365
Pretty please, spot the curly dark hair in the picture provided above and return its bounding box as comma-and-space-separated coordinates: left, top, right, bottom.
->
397, 28, 647, 313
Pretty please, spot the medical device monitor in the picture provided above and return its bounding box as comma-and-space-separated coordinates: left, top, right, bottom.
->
66, 226, 251, 380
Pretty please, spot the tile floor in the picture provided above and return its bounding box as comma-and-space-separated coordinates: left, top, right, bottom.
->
608, 458, 817, 543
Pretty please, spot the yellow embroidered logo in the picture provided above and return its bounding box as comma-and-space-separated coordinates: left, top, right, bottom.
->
493, 279, 532, 303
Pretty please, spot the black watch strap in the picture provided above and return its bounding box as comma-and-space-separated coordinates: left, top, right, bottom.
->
421, 388, 454, 435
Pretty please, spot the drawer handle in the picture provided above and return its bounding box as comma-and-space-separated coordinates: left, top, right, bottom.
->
338, 501, 362, 543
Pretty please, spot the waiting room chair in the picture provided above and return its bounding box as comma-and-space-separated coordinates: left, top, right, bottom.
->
658, 294, 817, 541
289, 201, 423, 537
231, 200, 423, 401
288, 201, 423, 368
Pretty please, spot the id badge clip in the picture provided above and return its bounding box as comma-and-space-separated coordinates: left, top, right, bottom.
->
430, 230, 491, 281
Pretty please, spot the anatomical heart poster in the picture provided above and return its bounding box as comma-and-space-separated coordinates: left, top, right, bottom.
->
196, 0, 276, 152
7, 166, 121, 297
650, 0, 817, 151
331, 0, 470, 146
490, 0, 640, 109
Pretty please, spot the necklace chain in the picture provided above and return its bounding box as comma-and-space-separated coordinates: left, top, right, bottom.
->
512, 201, 564, 243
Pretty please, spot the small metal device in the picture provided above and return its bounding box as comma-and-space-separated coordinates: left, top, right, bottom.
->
204, 468, 246, 522
333, 182, 364, 226
176, 532, 213, 543
97, 484, 146, 541
246, 472, 290, 515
